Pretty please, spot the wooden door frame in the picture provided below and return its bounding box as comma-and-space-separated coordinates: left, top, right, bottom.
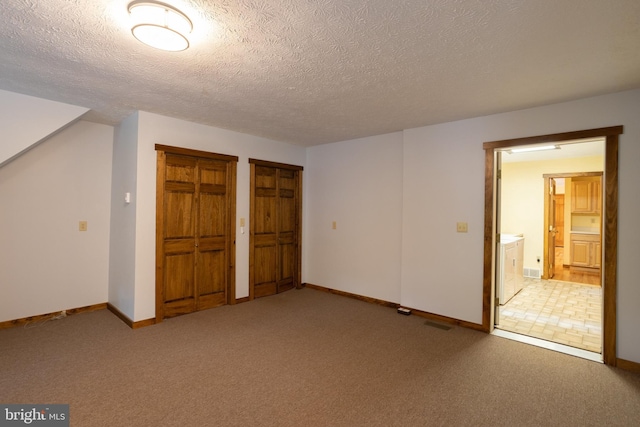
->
155, 144, 238, 322
483, 126, 621, 366
248, 158, 303, 301
542, 172, 603, 280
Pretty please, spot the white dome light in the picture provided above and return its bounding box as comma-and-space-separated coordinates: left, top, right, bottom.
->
128, 1, 193, 52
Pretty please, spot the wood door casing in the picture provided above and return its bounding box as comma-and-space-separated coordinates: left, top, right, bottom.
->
249, 159, 302, 300
156, 145, 237, 321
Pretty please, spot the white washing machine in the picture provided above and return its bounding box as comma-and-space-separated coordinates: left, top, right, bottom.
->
497, 234, 525, 305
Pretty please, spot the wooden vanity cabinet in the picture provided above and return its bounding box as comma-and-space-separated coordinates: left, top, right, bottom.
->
570, 233, 601, 270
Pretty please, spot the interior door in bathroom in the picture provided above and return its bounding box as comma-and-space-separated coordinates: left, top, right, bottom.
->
546, 178, 557, 279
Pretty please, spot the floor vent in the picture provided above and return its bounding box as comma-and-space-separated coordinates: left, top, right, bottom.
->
424, 320, 452, 331
524, 268, 541, 279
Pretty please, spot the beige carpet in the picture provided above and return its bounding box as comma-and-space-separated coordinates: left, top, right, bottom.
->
1, 288, 639, 426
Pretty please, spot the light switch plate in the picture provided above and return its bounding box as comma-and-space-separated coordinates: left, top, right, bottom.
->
456, 222, 468, 233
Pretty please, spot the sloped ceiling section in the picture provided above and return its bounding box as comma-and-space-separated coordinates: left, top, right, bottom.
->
0, 90, 89, 167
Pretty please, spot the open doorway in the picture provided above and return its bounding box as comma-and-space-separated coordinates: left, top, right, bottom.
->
482, 126, 621, 367
495, 141, 604, 356
543, 173, 603, 286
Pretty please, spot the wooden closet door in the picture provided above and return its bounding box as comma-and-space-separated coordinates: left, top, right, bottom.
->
156, 146, 237, 321
252, 165, 278, 297
196, 158, 231, 310
161, 154, 198, 317
277, 168, 297, 293
250, 160, 302, 299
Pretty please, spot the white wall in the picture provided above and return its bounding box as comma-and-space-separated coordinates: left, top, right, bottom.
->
399, 89, 640, 362
0, 89, 88, 166
615, 91, 640, 364
305, 132, 404, 303
122, 111, 307, 321
108, 113, 139, 319
402, 121, 487, 323
501, 156, 604, 269
0, 121, 113, 322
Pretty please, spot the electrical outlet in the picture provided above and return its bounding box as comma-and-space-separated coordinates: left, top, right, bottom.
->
79, 221, 88, 231
456, 222, 468, 233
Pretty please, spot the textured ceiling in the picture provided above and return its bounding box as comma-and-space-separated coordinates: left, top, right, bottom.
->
1, 0, 639, 146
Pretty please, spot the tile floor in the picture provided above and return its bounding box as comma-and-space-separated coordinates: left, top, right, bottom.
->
496, 278, 602, 353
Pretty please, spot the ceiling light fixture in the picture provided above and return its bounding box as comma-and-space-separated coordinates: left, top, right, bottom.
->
508, 145, 560, 154
128, 1, 193, 52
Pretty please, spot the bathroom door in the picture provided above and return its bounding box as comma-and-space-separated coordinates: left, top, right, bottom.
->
547, 178, 557, 278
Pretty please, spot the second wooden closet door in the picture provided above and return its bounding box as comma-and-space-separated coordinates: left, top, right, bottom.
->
250, 160, 302, 299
